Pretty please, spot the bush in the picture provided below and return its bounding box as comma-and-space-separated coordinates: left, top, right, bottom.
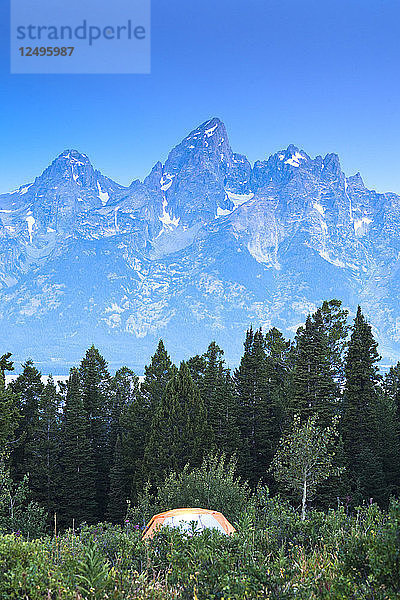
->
0, 466, 47, 539
0, 496, 398, 599
130, 452, 254, 526
368, 498, 400, 594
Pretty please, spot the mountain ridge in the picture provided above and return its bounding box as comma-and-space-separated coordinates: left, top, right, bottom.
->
1, 117, 399, 373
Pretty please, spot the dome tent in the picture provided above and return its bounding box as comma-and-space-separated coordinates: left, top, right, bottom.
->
142, 508, 236, 539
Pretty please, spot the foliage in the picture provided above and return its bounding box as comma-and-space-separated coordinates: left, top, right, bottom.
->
0, 499, 400, 599
0, 455, 47, 538
131, 452, 253, 526
270, 415, 343, 519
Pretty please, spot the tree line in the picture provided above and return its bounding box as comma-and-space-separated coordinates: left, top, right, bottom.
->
1, 299, 400, 528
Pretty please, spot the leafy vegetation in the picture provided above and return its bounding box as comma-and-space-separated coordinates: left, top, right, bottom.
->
1, 299, 400, 597
1, 495, 400, 598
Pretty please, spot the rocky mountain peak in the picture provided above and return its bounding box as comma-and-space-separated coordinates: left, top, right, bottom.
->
39, 149, 95, 185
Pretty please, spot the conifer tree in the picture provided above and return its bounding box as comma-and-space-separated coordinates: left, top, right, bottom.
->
0, 353, 19, 449
110, 367, 141, 459
141, 340, 176, 412
144, 361, 209, 482
119, 373, 149, 502
106, 435, 127, 523
59, 369, 97, 526
10, 360, 44, 483
341, 306, 384, 503
79, 345, 112, 520
384, 362, 400, 416
290, 313, 339, 426
235, 328, 280, 485
372, 391, 400, 500
29, 375, 62, 516
187, 353, 207, 388
318, 300, 349, 379
191, 342, 241, 456
264, 328, 292, 430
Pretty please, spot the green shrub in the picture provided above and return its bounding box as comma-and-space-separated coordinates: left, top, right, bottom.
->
130, 452, 254, 526
368, 498, 400, 594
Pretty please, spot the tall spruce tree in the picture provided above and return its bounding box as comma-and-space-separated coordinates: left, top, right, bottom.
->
372, 391, 400, 500
0, 354, 19, 450
235, 327, 281, 486
29, 375, 62, 517
384, 362, 400, 416
341, 306, 385, 503
144, 361, 209, 482
317, 300, 349, 385
79, 346, 112, 521
192, 342, 241, 456
118, 372, 149, 503
290, 313, 339, 427
106, 434, 127, 523
10, 360, 44, 484
141, 340, 177, 412
59, 369, 97, 526
264, 328, 292, 432
110, 367, 141, 460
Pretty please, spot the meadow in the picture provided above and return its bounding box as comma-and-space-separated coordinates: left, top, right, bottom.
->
1, 496, 400, 599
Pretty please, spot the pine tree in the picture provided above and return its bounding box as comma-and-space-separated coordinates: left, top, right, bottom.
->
187, 353, 207, 388
235, 328, 280, 486
119, 374, 149, 502
79, 346, 112, 521
372, 391, 400, 501
110, 367, 141, 458
317, 299, 349, 385
144, 361, 210, 483
341, 306, 384, 503
0, 353, 19, 450
59, 369, 97, 526
10, 360, 44, 483
290, 313, 339, 427
384, 362, 400, 416
380, 366, 400, 498
141, 339, 176, 412
264, 328, 292, 432
29, 375, 62, 516
193, 342, 241, 456
106, 435, 127, 523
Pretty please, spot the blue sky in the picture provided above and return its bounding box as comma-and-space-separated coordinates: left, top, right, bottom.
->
1, 0, 399, 193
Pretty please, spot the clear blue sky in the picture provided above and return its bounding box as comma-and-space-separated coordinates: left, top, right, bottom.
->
1, 0, 400, 194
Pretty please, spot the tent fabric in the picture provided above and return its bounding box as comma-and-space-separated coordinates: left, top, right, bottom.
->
142, 508, 236, 539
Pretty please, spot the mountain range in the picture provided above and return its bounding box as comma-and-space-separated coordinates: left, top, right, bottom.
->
1, 117, 399, 373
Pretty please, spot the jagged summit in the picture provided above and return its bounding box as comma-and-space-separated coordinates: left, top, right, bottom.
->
57, 148, 91, 161
40, 148, 95, 182
1, 118, 400, 371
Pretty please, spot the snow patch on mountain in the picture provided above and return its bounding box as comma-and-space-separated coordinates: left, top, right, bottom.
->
215, 207, 232, 218
160, 174, 175, 191
26, 215, 35, 243
19, 184, 33, 195
159, 198, 180, 228
313, 202, 325, 216
205, 123, 218, 137
226, 190, 254, 208
97, 182, 109, 205
354, 217, 372, 235
285, 151, 306, 167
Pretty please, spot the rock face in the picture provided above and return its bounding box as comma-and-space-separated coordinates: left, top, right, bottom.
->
1, 117, 400, 372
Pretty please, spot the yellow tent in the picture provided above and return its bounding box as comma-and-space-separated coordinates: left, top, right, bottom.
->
142, 507, 236, 539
